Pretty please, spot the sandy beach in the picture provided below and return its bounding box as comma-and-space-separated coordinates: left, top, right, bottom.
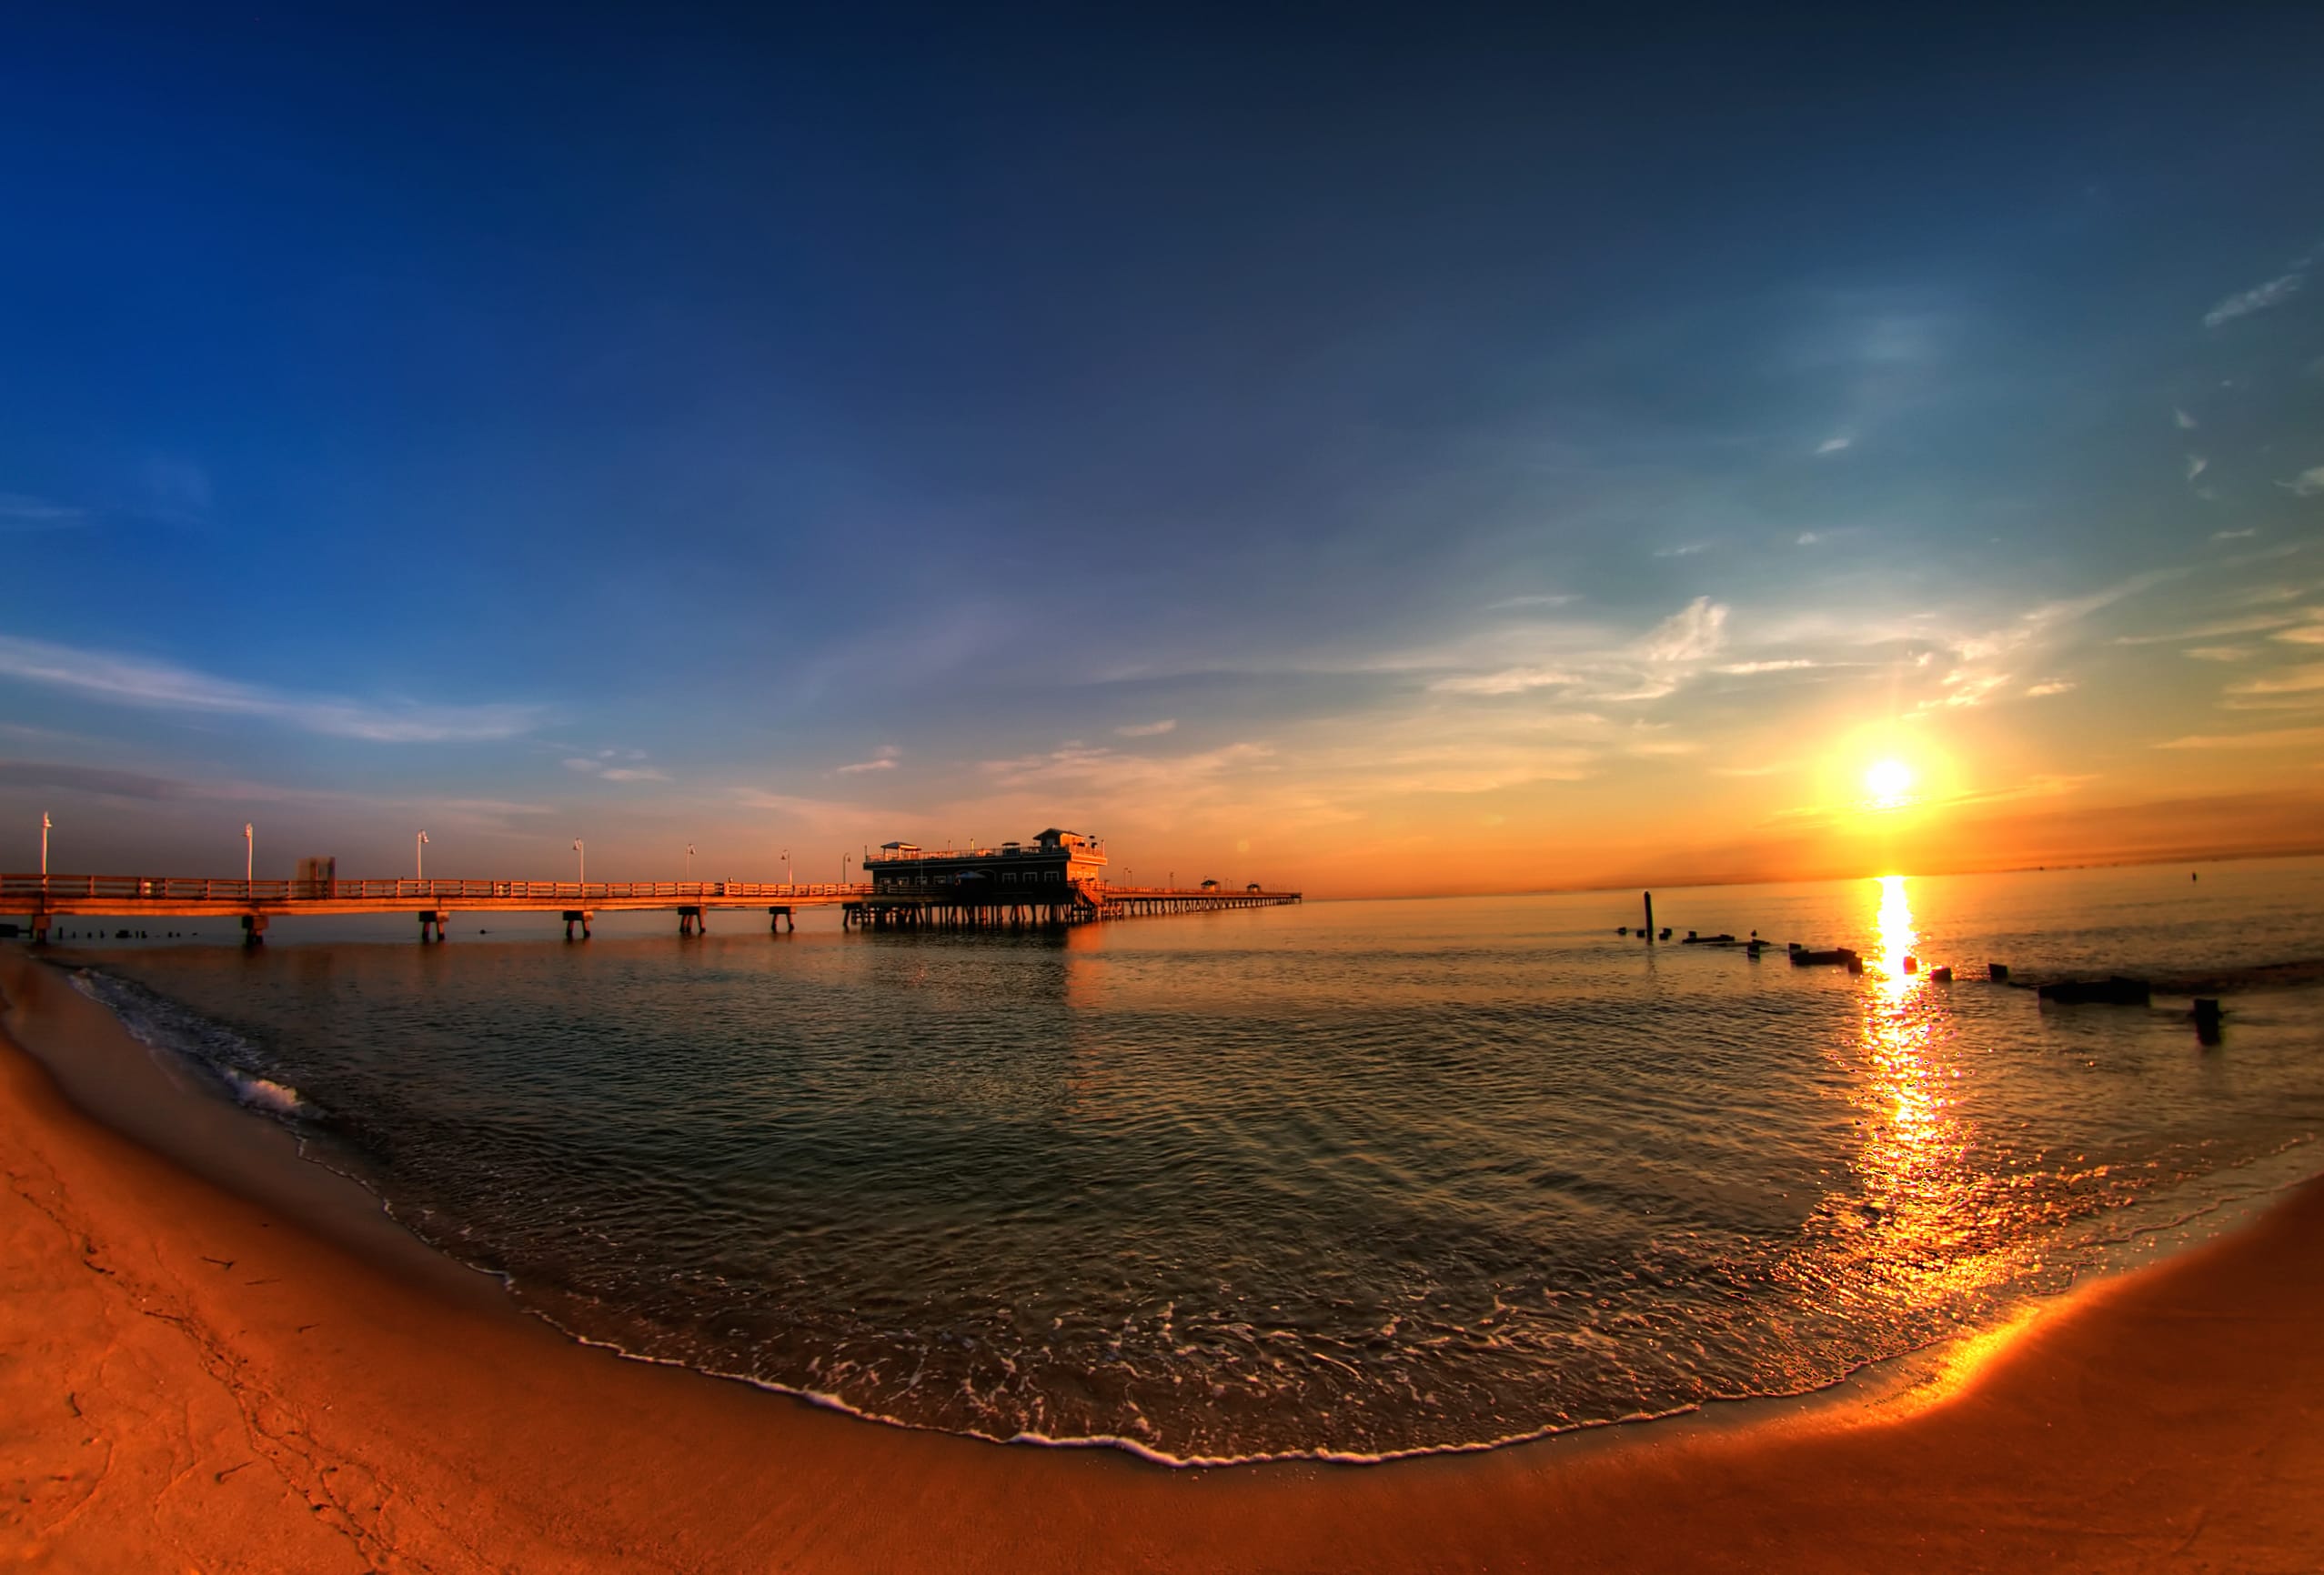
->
5, 948, 2321, 1573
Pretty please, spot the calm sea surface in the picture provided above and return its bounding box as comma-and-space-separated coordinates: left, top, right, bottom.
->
56, 859, 2324, 1462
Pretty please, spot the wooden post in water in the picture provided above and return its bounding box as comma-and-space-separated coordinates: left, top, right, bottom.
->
1643, 891, 1655, 943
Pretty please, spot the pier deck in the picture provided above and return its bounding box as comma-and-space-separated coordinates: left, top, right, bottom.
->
0, 874, 1301, 942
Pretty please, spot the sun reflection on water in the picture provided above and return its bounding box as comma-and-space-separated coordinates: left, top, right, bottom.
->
1782, 875, 2027, 1338
1874, 874, 1917, 994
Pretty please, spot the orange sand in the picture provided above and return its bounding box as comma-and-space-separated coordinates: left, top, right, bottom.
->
5, 950, 2321, 1572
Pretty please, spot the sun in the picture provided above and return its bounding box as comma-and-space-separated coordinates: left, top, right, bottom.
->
1865, 758, 1915, 804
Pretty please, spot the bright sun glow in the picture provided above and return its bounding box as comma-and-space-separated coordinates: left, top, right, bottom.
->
1864, 758, 1915, 803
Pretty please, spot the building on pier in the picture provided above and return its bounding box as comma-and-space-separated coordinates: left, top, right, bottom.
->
863, 828, 1107, 904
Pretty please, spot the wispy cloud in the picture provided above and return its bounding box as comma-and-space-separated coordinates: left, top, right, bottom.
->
2204, 266, 2305, 327
837, 746, 900, 774
1484, 594, 1578, 611
1653, 543, 1711, 557
977, 739, 1286, 812
1918, 567, 2182, 713
0, 633, 548, 742
1814, 436, 1852, 456
2114, 613, 2296, 645
0, 760, 188, 799
563, 753, 672, 783
2281, 466, 2324, 498
0, 757, 553, 828
1430, 666, 1577, 695
2224, 663, 2324, 697
2024, 679, 2076, 697
1115, 718, 1178, 737
2211, 528, 2256, 541
2175, 407, 2198, 431
1715, 658, 1817, 675
2185, 455, 2208, 481
2157, 725, 2324, 750
0, 493, 85, 531
724, 787, 865, 840
1641, 597, 1728, 663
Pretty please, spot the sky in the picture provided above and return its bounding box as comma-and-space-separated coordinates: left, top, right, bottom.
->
4, 5, 2323, 897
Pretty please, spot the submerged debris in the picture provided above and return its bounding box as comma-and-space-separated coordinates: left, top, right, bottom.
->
2036, 976, 2152, 1007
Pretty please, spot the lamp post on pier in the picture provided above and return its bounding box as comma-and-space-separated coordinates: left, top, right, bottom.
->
40, 812, 50, 883
573, 838, 585, 887
782, 848, 790, 887
686, 843, 696, 879
245, 823, 254, 883
417, 830, 428, 881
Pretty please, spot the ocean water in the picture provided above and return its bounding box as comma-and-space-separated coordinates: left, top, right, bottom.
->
52, 858, 2324, 1463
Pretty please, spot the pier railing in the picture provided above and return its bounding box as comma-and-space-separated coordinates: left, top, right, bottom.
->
0, 874, 868, 904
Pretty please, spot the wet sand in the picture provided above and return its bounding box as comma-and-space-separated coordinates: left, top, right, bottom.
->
5, 948, 2322, 1573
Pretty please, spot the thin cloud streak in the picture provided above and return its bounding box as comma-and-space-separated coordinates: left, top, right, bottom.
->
0, 493, 86, 530
2157, 726, 2324, 750
2203, 268, 2305, 326
837, 746, 901, 775
0, 634, 548, 743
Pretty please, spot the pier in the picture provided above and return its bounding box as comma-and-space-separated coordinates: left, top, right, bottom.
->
1, 865, 1299, 943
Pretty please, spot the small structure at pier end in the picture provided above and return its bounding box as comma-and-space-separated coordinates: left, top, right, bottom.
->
862, 828, 1108, 928
855, 828, 1298, 928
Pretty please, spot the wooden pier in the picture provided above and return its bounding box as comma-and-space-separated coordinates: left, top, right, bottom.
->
0, 872, 1300, 944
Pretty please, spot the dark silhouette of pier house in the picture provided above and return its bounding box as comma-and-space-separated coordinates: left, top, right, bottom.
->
854, 828, 1295, 928
860, 828, 1108, 927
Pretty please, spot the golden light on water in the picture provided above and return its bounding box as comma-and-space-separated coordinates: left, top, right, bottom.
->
1781, 874, 2021, 1327
1873, 873, 1917, 992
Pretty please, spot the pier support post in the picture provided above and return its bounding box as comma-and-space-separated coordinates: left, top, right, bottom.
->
241, 914, 267, 948
562, 909, 593, 940
769, 906, 793, 932
29, 913, 50, 946
1642, 891, 1655, 942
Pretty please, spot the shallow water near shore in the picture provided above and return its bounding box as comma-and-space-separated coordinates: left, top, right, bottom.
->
40, 858, 2324, 1463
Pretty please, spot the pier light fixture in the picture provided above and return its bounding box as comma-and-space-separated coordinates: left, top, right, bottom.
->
572, 838, 585, 886
245, 822, 254, 882
686, 842, 696, 878
782, 848, 790, 886
417, 829, 429, 880
40, 811, 50, 879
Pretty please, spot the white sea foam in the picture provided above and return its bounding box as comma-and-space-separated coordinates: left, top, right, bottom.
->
67, 968, 309, 1119
225, 1070, 306, 1114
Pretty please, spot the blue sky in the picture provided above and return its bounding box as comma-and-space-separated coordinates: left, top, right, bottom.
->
5, 6, 2322, 893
